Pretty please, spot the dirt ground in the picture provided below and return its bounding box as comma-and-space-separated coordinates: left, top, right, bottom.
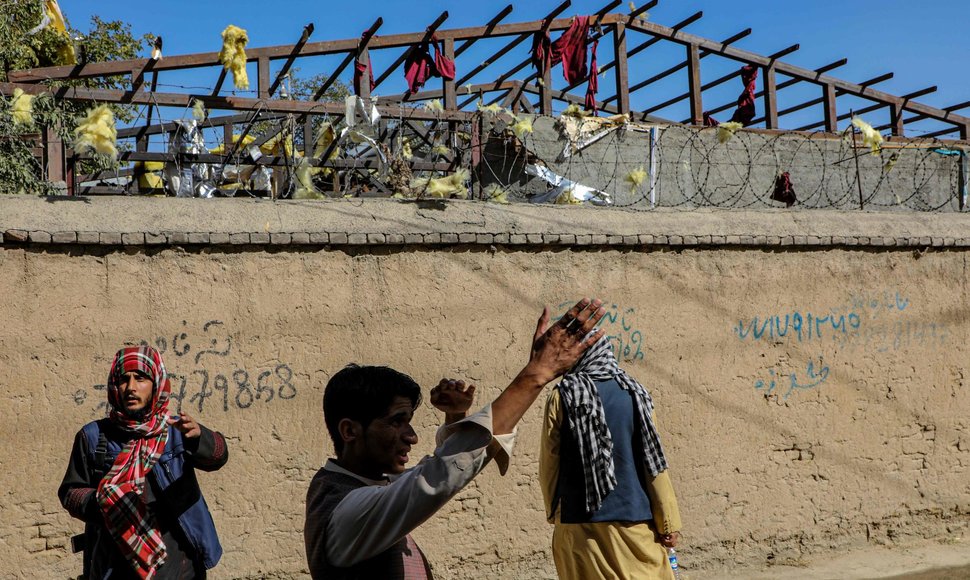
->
690, 538, 970, 580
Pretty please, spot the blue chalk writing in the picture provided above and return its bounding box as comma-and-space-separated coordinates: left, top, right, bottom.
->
736, 311, 861, 342
755, 358, 830, 401
555, 302, 645, 362
735, 290, 944, 353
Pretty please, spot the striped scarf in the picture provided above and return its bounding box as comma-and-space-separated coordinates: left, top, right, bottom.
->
96, 345, 171, 579
557, 336, 668, 514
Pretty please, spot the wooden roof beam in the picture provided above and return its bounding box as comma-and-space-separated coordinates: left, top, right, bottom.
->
267, 23, 315, 98
313, 17, 382, 101
876, 99, 970, 130
659, 43, 798, 120
377, 81, 520, 106
454, 5, 514, 57
0, 82, 477, 121
488, 0, 572, 85
623, 17, 970, 127
738, 58, 848, 123
780, 72, 895, 129
795, 84, 937, 132
601, 27, 750, 106
509, 3, 676, 96
9, 11, 637, 83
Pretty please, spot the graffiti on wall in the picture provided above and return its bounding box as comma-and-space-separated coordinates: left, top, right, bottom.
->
754, 358, 830, 401
734, 290, 947, 353
555, 301, 645, 362
74, 320, 299, 416
736, 290, 946, 400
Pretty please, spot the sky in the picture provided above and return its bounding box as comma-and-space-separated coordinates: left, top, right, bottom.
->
59, 0, 970, 137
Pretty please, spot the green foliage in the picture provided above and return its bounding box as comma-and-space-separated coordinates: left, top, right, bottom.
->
0, 2, 152, 194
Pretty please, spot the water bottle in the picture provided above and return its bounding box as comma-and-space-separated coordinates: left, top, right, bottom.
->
667, 547, 681, 579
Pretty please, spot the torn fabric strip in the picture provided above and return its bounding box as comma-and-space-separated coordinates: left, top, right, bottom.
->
404, 34, 455, 93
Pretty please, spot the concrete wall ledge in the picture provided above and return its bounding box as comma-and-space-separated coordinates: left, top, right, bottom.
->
2, 195, 969, 249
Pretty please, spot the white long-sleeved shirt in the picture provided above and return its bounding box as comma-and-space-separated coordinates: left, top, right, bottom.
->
323, 404, 516, 567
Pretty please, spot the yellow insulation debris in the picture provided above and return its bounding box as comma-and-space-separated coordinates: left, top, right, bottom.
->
884, 152, 899, 173
851, 116, 883, 156
410, 168, 470, 199
483, 184, 510, 204
312, 123, 339, 176
293, 158, 324, 199
135, 161, 164, 189
562, 103, 591, 118
74, 105, 118, 159
261, 132, 293, 157
511, 116, 534, 139
192, 99, 206, 121
555, 188, 583, 205
45, 1, 76, 65
624, 166, 647, 192
477, 101, 506, 116
209, 132, 291, 157
431, 144, 451, 156
423, 99, 444, 112
10, 89, 35, 127
716, 121, 743, 144
219, 25, 250, 90
209, 134, 255, 155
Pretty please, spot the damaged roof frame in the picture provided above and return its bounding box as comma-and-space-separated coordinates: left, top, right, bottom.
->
2, 0, 969, 196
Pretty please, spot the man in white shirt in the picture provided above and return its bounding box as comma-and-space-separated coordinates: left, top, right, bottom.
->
304, 297, 606, 579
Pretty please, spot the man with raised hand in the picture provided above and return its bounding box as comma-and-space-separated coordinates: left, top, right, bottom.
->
305, 297, 606, 579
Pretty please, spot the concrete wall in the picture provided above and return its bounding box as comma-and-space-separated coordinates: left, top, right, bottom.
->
1, 197, 969, 578
486, 119, 966, 211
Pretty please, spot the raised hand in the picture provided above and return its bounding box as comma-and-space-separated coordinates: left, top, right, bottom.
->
430, 379, 476, 423
491, 298, 607, 436
166, 412, 202, 439
526, 297, 607, 385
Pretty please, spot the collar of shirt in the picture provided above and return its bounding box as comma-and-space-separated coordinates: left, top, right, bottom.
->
323, 459, 390, 487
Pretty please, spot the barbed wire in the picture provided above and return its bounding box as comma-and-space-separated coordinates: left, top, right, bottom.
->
40, 97, 967, 210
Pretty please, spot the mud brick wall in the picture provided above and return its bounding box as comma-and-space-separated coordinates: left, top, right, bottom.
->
1, 196, 968, 578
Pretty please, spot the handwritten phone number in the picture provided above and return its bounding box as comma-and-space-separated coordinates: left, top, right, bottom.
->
170, 364, 298, 414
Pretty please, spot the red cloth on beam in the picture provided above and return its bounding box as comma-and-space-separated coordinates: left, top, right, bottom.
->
532, 15, 591, 84
730, 65, 758, 125
553, 15, 590, 84
354, 61, 374, 96
703, 65, 759, 126
353, 31, 375, 96
404, 34, 456, 93
585, 38, 599, 113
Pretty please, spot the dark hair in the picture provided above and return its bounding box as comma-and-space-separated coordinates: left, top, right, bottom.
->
323, 364, 422, 454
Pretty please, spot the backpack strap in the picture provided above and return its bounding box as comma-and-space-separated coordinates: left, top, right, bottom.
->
93, 430, 108, 482
81, 419, 113, 483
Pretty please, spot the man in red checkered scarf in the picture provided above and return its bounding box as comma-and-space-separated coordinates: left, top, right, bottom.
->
59, 345, 228, 579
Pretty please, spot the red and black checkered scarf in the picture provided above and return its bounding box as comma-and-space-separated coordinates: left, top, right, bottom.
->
96, 345, 171, 579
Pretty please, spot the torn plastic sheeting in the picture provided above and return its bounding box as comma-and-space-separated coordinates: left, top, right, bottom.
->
251, 166, 272, 193
525, 164, 612, 206
345, 95, 380, 132
342, 96, 385, 171
164, 119, 217, 197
